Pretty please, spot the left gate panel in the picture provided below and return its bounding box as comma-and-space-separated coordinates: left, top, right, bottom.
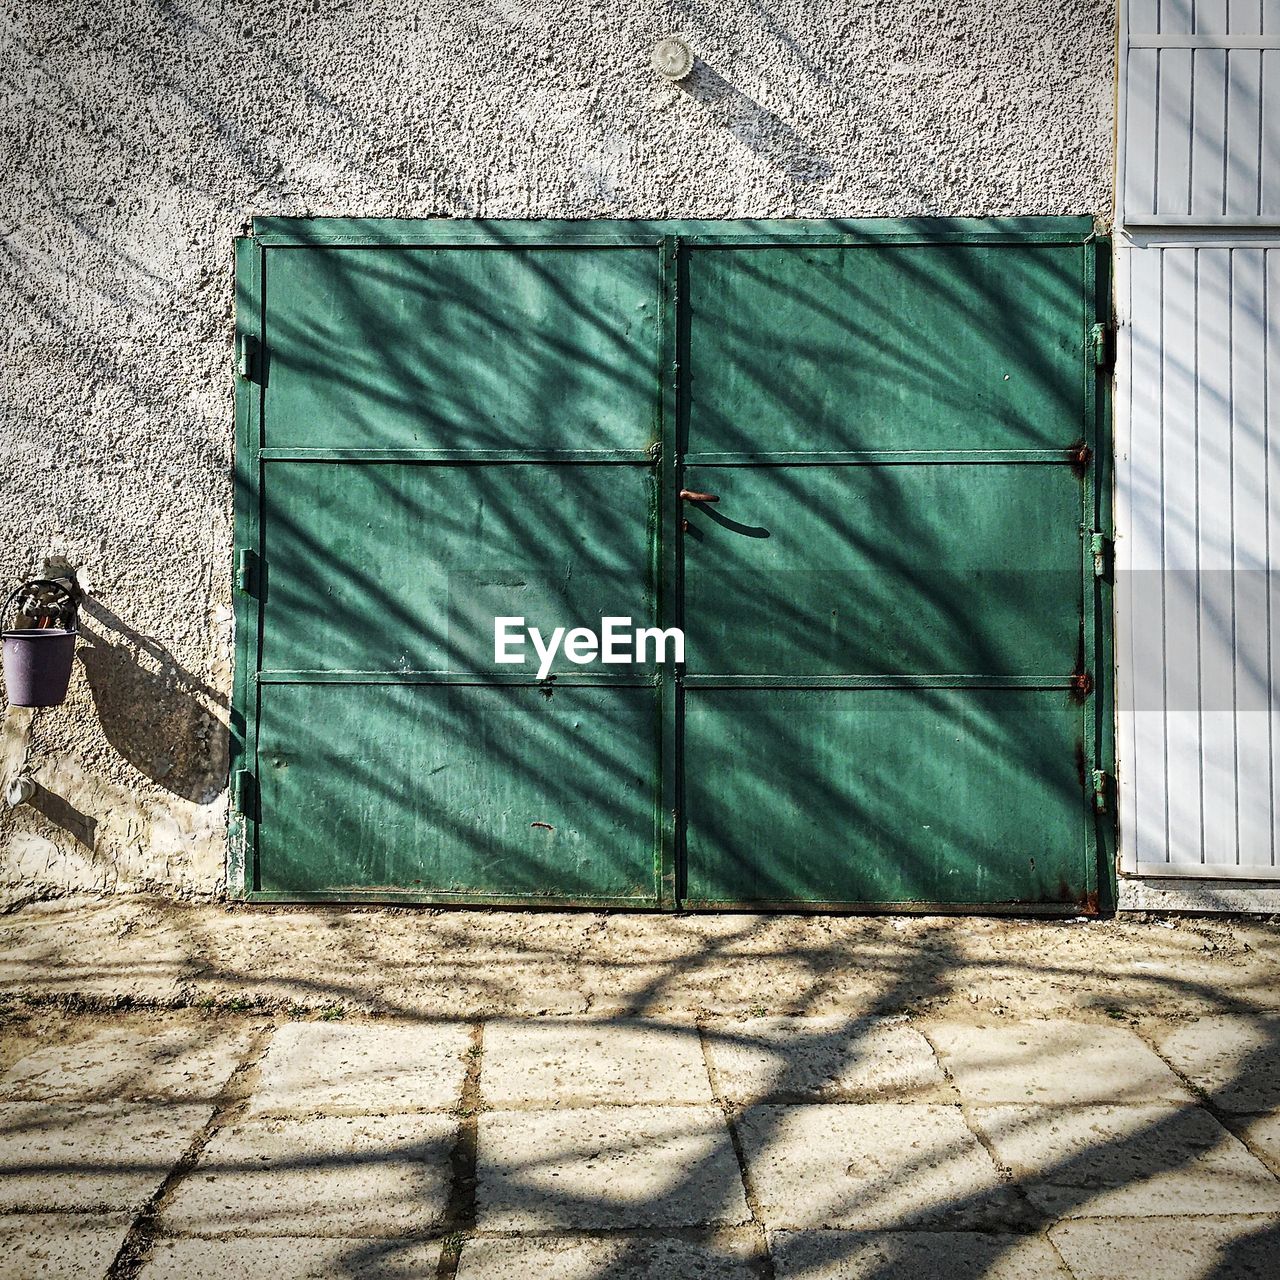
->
256, 683, 661, 899
260, 462, 656, 676
237, 241, 666, 903
262, 246, 662, 452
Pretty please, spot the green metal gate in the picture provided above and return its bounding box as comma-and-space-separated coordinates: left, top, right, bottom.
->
231, 219, 1113, 911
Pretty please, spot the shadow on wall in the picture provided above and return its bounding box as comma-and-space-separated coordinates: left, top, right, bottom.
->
24, 779, 97, 850
74, 596, 228, 805
678, 58, 833, 184
0, 707, 93, 848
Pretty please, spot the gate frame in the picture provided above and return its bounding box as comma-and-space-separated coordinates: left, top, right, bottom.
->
229, 218, 1115, 912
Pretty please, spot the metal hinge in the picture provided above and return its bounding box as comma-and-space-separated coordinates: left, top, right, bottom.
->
1090, 768, 1110, 813
236, 333, 260, 381
1088, 531, 1111, 579
230, 769, 255, 817
1089, 321, 1114, 369
235, 548, 259, 595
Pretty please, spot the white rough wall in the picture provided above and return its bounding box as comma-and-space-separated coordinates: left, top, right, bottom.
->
0, 0, 1116, 902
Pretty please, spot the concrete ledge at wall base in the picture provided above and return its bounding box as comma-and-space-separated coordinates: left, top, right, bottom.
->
1119, 877, 1280, 915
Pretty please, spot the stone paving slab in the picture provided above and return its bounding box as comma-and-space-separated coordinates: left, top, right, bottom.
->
159, 1114, 455, 1236
736, 1103, 1019, 1230
0, 900, 195, 1005
769, 1229, 1072, 1279
1151, 1016, 1280, 1113
1049, 1215, 1280, 1279
0, 1101, 211, 1211
455, 1233, 761, 1279
703, 1016, 950, 1103
0, 1024, 256, 1103
139, 1237, 445, 1278
476, 1105, 749, 1230
0, 1213, 132, 1279
972, 1104, 1280, 1218
925, 1021, 1194, 1106
246, 1021, 472, 1117
482, 1017, 711, 1107
1239, 1112, 1280, 1173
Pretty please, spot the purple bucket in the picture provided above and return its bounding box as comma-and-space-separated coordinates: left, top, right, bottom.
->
3, 628, 76, 707
1, 579, 79, 709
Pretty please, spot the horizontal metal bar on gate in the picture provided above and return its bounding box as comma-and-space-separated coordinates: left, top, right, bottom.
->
252, 222, 669, 247
682, 234, 1092, 248
256, 234, 1088, 250
257, 448, 655, 463
245, 892, 1090, 913
677, 899, 1092, 916
255, 670, 661, 686
251, 217, 1095, 248
246, 890, 662, 907
680, 674, 1078, 689
259, 239, 668, 249
1127, 34, 1280, 49
682, 449, 1081, 466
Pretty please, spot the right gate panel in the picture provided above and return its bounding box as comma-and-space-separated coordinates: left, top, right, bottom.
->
680, 235, 1104, 908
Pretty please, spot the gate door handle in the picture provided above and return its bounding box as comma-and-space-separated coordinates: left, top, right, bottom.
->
679, 489, 719, 503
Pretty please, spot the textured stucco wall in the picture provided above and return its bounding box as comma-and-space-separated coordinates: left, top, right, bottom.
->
0, 0, 1116, 902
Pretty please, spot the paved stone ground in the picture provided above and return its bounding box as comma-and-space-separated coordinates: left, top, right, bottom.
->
0, 900, 1279, 1277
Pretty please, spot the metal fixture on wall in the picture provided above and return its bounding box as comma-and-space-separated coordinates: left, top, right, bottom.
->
651, 36, 693, 81
5, 774, 35, 807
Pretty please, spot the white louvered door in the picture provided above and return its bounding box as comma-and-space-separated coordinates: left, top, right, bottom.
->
1116, 0, 1280, 877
